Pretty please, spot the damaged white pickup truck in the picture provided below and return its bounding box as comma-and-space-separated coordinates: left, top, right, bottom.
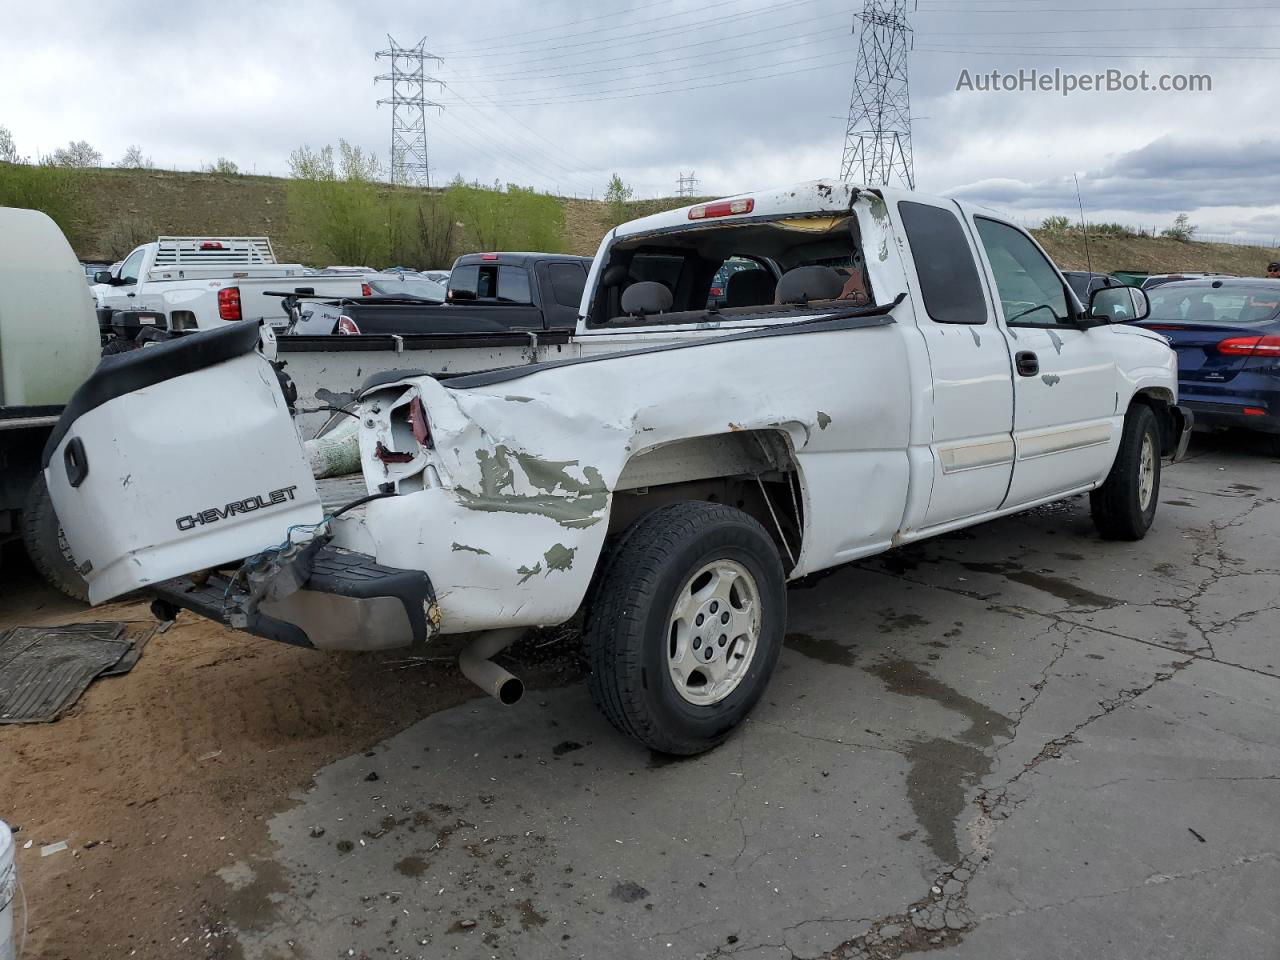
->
44, 181, 1190, 754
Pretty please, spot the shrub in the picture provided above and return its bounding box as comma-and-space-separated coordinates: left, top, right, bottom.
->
1161, 213, 1197, 243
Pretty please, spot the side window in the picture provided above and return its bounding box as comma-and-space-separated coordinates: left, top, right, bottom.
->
119, 248, 146, 285
974, 218, 1070, 327
897, 202, 987, 325
547, 262, 586, 309
496, 266, 532, 304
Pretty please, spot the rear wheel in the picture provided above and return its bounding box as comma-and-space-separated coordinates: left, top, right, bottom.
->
21, 474, 89, 602
584, 501, 786, 755
1091, 403, 1160, 541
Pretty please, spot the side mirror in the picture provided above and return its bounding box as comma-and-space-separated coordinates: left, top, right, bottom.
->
93, 271, 114, 285
1089, 285, 1149, 323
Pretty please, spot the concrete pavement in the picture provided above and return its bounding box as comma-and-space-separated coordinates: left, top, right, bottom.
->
217, 435, 1280, 960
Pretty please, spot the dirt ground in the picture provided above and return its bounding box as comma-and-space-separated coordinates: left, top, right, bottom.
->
0, 558, 580, 960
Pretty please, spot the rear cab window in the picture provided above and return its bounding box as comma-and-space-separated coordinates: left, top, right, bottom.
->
449, 263, 533, 304
585, 213, 875, 328
897, 201, 987, 325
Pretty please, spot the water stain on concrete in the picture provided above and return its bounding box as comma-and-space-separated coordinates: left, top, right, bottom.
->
217, 858, 289, 932
785, 632, 857, 667
395, 855, 428, 877
517, 899, 549, 929
865, 658, 1013, 864
960, 561, 1119, 608
878, 610, 931, 634
610, 881, 650, 903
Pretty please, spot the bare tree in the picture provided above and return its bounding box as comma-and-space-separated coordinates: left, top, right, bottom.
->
0, 126, 18, 164
51, 140, 102, 168
204, 157, 239, 175
118, 145, 154, 169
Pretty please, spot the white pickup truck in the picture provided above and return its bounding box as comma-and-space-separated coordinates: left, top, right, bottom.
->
45, 181, 1190, 754
93, 236, 366, 332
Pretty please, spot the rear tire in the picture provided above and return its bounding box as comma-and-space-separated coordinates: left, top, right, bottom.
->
1091, 403, 1160, 541
584, 501, 786, 756
21, 474, 89, 602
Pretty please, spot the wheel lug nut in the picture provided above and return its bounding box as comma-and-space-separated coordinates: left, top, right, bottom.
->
693, 637, 701, 650
718, 635, 727, 647
721, 612, 730, 624
695, 614, 704, 626
710, 601, 719, 613
704, 649, 714, 661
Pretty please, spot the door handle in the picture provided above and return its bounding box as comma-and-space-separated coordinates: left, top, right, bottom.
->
1015, 351, 1039, 377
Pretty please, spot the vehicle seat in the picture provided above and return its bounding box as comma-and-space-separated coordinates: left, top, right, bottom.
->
1185, 301, 1215, 323
620, 281, 673, 317
775, 266, 844, 304
725, 270, 776, 308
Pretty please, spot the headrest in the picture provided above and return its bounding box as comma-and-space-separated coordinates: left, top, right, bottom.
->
776, 266, 844, 304
621, 281, 674, 316
726, 270, 776, 308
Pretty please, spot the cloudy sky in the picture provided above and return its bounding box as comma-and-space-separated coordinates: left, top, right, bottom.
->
1, 0, 1276, 241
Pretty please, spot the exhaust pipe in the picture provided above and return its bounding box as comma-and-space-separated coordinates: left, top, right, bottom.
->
459, 629, 525, 705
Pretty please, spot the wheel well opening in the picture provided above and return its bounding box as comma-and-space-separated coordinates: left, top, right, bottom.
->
608, 430, 804, 574
1131, 389, 1178, 457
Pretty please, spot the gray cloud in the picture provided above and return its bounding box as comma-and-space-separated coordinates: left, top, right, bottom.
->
0, 0, 1274, 238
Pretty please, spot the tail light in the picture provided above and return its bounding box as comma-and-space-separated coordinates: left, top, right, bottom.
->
217, 286, 241, 321
200, 241, 224, 250
689, 198, 754, 220
337, 315, 361, 335
1243, 407, 1267, 416
1218, 335, 1280, 356
408, 397, 432, 448
361, 282, 372, 297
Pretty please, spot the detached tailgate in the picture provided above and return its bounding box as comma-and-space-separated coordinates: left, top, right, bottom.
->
237, 276, 367, 328
43, 324, 322, 603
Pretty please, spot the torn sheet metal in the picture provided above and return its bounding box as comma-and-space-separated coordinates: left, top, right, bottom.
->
343, 302, 912, 632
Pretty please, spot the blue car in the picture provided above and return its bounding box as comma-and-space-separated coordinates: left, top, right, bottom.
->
1135, 278, 1280, 454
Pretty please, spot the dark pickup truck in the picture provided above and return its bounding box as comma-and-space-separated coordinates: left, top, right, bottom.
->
290, 252, 592, 336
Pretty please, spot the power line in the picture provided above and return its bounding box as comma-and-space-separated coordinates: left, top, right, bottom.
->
918, 46, 1280, 59
438, 56, 856, 110
443, 15, 849, 85
841, 1, 916, 189
916, 4, 1280, 12
919, 23, 1279, 35
433, 0, 827, 61
439, 85, 601, 195
437, 47, 855, 108
430, 0, 686, 51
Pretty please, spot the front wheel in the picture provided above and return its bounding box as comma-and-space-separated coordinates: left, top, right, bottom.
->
584, 502, 786, 755
1091, 403, 1160, 541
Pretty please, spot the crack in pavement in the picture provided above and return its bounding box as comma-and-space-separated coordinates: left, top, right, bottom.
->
977, 850, 1280, 921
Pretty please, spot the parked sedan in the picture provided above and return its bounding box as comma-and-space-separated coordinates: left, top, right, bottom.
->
1136, 278, 1280, 453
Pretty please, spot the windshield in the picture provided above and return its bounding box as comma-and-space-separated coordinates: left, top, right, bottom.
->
1147, 283, 1280, 326
366, 277, 446, 301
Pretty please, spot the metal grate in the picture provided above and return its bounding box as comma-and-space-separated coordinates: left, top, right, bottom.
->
152, 236, 277, 267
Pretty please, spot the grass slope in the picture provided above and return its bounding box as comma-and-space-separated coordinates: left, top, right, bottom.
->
45, 167, 1280, 278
